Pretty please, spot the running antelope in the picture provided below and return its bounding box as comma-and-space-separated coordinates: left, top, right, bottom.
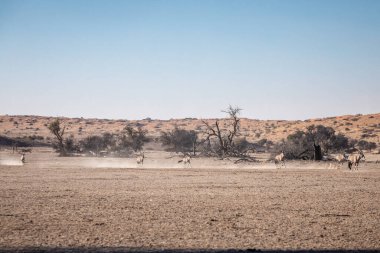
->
334, 153, 348, 168
178, 154, 191, 168
274, 151, 285, 168
136, 153, 145, 166
347, 150, 365, 170
20, 154, 25, 164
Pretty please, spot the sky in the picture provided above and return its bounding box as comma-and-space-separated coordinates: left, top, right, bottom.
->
0, 0, 379, 120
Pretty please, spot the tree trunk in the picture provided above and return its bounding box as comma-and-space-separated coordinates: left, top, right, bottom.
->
314, 143, 322, 161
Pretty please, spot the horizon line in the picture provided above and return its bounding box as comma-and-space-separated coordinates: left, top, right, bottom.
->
1, 112, 378, 122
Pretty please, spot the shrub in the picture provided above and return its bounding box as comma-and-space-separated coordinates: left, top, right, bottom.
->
357, 140, 377, 151
160, 127, 198, 154
273, 125, 352, 160
0, 135, 31, 147
121, 126, 149, 152
80, 134, 113, 155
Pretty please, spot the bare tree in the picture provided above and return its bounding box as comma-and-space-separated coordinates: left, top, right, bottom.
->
202, 105, 244, 158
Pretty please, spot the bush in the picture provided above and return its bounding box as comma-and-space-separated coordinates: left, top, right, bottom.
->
357, 140, 377, 151
234, 138, 253, 153
120, 126, 149, 152
80, 132, 117, 155
0, 135, 31, 147
160, 127, 198, 154
64, 136, 79, 153
272, 125, 352, 160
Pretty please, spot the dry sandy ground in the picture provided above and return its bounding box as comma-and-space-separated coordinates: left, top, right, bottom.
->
0, 149, 379, 252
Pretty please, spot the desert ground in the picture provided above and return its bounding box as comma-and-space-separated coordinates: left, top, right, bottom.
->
0, 148, 379, 252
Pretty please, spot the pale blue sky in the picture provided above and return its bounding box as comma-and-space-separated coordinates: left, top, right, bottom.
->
0, 0, 379, 120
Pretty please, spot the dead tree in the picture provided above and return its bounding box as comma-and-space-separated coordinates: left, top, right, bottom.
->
202, 105, 243, 158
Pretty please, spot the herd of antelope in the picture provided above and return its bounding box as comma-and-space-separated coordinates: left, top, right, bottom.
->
135, 153, 192, 168
9, 147, 368, 170
274, 150, 366, 170
326, 150, 366, 170
135, 150, 366, 170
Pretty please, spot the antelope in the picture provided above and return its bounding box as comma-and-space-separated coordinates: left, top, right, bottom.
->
178, 154, 191, 168
334, 153, 348, 169
347, 150, 365, 170
274, 151, 285, 168
136, 152, 145, 166
20, 154, 25, 164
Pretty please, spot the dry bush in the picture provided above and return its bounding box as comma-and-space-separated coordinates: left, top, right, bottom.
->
272, 125, 352, 160
160, 127, 198, 155
80, 133, 115, 155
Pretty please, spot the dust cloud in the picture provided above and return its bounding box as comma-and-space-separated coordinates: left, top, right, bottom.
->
0, 157, 23, 166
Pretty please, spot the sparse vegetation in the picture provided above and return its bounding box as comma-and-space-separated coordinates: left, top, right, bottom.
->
48, 119, 67, 155
80, 133, 115, 155
2, 113, 379, 157
0, 135, 32, 147
160, 127, 198, 155
118, 126, 149, 153
273, 125, 352, 160
357, 140, 377, 151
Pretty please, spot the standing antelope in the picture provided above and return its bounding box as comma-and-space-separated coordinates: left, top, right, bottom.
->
136, 152, 145, 166
347, 150, 365, 170
274, 151, 285, 168
178, 154, 191, 168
